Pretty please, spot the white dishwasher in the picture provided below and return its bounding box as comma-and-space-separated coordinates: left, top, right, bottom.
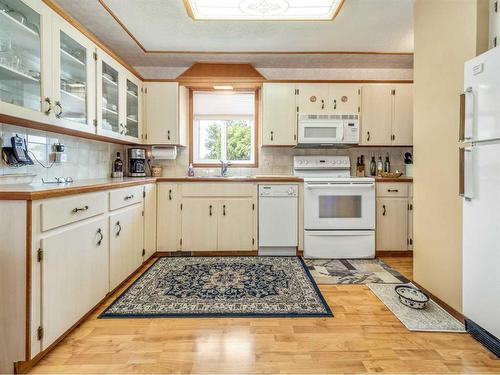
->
258, 184, 298, 256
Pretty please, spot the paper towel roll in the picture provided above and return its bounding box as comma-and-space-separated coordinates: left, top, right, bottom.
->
151, 146, 177, 160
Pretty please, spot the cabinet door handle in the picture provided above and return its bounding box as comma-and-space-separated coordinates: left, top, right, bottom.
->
55, 101, 63, 119
333, 99, 337, 110
209, 205, 212, 216
382, 205, 386, 216
270, 131, 274, 141
223, 204, 226, 216
387, 189, 399, 193
168, 189, 172, 200
97, 228, 103, 246
321, 99, 325, 109
167, 130, 171, 140
116, 221, 122, 236
367, 131, 370, 142
72, 205, 89, 213
124, 194, 134, 200
44, 97, 52, 115
119, 123, 125, 135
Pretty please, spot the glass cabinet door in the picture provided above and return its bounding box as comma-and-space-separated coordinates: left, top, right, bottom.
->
52, 17, 95, 132
100, 61, 120, 135
0, 0, 43, 113
125, 79, 139, 139
58, 31, 87, 124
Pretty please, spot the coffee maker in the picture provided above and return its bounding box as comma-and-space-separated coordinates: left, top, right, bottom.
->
128, 148, 147, 177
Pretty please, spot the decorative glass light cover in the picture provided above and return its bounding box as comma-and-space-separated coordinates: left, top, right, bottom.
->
184, 0, 344, 20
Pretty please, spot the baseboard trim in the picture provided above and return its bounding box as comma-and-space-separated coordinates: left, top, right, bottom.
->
466, 319, 500, 358
14, 258, 155, 374
411, 280, 465, 324
376, 250, 413, 257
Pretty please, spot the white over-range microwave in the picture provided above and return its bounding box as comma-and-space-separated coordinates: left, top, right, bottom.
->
297, 114, 360, 146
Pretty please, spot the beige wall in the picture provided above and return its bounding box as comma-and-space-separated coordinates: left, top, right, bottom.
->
413, 0, 488, 312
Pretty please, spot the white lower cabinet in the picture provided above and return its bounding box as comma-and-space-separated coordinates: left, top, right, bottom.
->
181, 198, 219, 251
218, 199, 255, 251
29, 184, 151, 359
109, 204, 144, 290
40, 217, 108, 350
157, 184, 180, 251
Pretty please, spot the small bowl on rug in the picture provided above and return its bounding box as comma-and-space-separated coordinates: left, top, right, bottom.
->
395, 285, 429, 309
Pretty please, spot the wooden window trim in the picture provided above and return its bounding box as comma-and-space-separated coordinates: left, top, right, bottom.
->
189, 88, 260, 168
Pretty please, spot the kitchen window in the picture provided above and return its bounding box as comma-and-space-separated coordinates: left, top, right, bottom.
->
191, 91, 257, 167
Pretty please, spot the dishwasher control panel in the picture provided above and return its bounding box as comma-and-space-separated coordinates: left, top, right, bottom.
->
259, 184, 298, 197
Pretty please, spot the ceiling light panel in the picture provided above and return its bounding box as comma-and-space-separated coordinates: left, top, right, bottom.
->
185, 0, 344, 21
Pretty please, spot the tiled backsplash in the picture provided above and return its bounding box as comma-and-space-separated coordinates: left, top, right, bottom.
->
0, 124, 124, 184
154, 146, 413, 177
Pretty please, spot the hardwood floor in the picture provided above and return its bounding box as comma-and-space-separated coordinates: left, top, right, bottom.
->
29, 256, 499, 374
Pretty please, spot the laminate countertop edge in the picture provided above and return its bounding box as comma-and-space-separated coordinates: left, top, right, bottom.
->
0, 176, 413, 200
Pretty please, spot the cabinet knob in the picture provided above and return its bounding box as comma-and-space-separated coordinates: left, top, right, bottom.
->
382, 205, 386, 216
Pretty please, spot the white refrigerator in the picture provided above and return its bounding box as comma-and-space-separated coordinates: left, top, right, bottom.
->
462, 46, 500, 356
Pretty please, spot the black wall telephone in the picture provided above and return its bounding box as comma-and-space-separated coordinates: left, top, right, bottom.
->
1, 135, 34, 167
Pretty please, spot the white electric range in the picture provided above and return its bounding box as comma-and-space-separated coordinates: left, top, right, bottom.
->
294, 156, 375, 259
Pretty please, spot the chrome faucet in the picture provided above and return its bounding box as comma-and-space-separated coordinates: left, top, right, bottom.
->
220, 160, 231, 177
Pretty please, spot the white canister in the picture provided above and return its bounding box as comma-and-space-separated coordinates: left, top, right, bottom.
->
405, 164, 413, 177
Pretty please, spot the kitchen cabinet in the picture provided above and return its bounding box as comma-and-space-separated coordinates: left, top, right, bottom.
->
180, 198, 218, 251
143, 184, 157, 260
144, 82, 188, 145
297, 83, 330, 113
262, 83, 297, 146
296, 83, 360, 114
360, 84, 413, 146
96, 48, 142, 143
51, 15, 96, 133
218, 199, 255, 251
157, 183, 179, 251
376, 198, 408, 251
109, 203, 144, 290
177, 183, 257, 252
376, 182, 413, 251
0, 0, 52, 124
40, 217, 108, 350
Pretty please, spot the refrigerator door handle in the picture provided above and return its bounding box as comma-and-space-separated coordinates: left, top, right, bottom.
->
460, 147, 473, 200
461, 87, 474, 142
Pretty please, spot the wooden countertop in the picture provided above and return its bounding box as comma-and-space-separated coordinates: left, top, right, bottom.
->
374, 176, 414, 182
0, 175, 412, 200
0, 177, 157, 201
156, 176, 304, 183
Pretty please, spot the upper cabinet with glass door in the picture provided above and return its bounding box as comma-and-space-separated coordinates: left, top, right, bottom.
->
51, 15, 96, 133
123, 73, 142, 142
0, 0, 52, 122
96, 48, 142, 142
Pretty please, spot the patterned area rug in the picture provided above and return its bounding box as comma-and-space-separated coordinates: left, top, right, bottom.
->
304, 258, 409, 285
369, 283, 466, 332
100, 257, 332, 318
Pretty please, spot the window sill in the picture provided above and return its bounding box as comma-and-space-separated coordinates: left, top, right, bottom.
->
192, 163, 258, 168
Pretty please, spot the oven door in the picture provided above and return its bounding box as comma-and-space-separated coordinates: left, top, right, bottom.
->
304, 181, 375, 230
298, 120, 344, 144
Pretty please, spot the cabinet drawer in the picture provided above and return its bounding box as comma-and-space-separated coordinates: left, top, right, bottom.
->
41, 192, 106, 231
181, 183, 256, 197
109, 186, 143, 211
376, 183, 409, 197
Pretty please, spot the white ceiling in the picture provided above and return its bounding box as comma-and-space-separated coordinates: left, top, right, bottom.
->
53, 0, 414, 77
